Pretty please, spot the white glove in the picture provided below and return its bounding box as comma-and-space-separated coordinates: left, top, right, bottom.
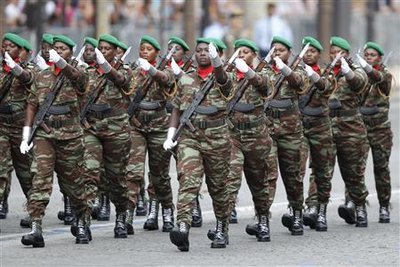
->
49, 49, 67, 69
163, 127, 178, 151
171, 58, 182, 76
234, 58, 249, 73
35, 54, 49, 70
304, 64, 320, 83
19, 126, 33, 154
4, 52, 16, 69
356, 54, 372, 73
138, 58, 151, 71
95, 48, 111, 73
340, 57, 350, 74
208, 42, 218, 59
274, 56, 292, 76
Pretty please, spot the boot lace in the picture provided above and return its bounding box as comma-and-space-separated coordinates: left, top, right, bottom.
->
148, 200, 158, 219
258, 216, 268, 233
163, 208, 173, 223
179, 222, 187, 232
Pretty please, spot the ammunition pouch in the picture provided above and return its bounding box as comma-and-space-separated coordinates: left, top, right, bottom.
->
301, 106, 325, 117
138, 100, 164, 110
359, 106, 379, 116
90, 103, 111, 112
268, 99, 293, 109
47, 105, 71, 115
232, 102, 255, 113
194, 105, 219, 115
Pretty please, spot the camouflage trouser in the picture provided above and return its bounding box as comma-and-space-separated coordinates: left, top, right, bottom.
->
176, 125, 230, 226
266, 136, 278, 208
126, 114, 173, 210
0, 122, 33, 203
363, 115, 392, 206
27, 136, 87, 221
331, 115, 369, 205
83, 117, 131, 213
301, 116, 335, 206
226, 123, 272, 216
266, 113, 304, 210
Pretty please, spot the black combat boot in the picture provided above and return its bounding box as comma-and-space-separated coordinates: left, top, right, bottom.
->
257, 215, 270, 242
162, 206, 174, 232
143, 199, 159, 230
229, 207, 238, 224
191, 196, 202, 227
211, 220, 228, 248
97, 194, 111, 221
355, 204, 368, 227
303, 205, 318, 229
338, 199, 356, 224
21, 220, 45, 247
379, 206, 390, 223
291, 209, 304, 236
170, 222, 190, 252
281, 206, 294, 230
0, 199, 8, 219
20, 215, 31, 228
71, 215, 92, 241
315, 203, 328, 232
135, 189, 147, 216
75, 218, 90, 244
91, 196, 101, 219
126, 209, 135, 235
59, 196, 75, 225
114, 212, 128, 238
245, 223, 259, 236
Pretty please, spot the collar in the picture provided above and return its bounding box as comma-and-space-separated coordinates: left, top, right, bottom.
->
197, 65, 214, 80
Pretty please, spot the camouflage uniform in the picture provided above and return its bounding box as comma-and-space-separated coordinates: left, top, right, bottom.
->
0, 62, 36, 215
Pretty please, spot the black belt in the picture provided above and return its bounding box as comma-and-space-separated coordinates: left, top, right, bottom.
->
301, 106, 325, 117
44, 118, 78, 129
302, 117, 330, 129
329, 109, 358, 117
265, 106, 297, 119
362, 116, 388, 127
0, 111, 24, 124
230, 117, 264, 130
88, 108, 126, 120
137, 109, 167, 124
193, 118, 225, 129
232, 102, 256, 113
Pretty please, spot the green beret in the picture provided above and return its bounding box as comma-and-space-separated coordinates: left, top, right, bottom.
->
140, 35, 161, 51
302, 36, 323, 52
330, 36, 351, 52
99, 34, 119, 47
53, 35, 76, 49
234, 38, 259, 52
364, 41, 384, 56
22, 38, 33, 52
271, 36, 292, 49
196, 37, 210, 44
169, 36, 190, 51
208, 38, 227, 51
42, 33, 54, 45
117, 40, 129, 51
84, 37, 98, 48
2, 33, 25, 48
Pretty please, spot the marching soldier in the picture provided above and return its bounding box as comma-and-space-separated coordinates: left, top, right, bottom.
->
20, 35, 91, 247
357, 42, 393, 223
164, 39, 232, 251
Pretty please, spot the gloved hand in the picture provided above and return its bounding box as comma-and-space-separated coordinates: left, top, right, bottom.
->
4, 52, 23, 76
208, 42, 222, 68
19, 126, 33, 154
138, 58, 157, 76
35, 54, 49, 70
95, 48, 111, 73
340, 57, 350, 74
234, 58, 249, 73
163, 127, 178, 151
274, 56, 292, 76
304, 64, 320, 83
356, 54, 372, 73
171, 58, 182, 76
49, 49, 67, 69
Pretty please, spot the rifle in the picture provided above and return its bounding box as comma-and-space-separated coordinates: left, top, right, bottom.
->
79, 47, 131, 129
226, 47, 275, 118
381, 51, 393, 68
171, 49, 239, 143
27, 47, 85, 145
181, 52, 195, 72
0, 61, 28, 103
299, 52, 342, 109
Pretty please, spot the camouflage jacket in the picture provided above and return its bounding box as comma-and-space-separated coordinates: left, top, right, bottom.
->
361, 66, 392, 111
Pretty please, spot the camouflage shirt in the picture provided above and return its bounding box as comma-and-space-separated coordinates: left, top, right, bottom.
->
362, 66, 392, 110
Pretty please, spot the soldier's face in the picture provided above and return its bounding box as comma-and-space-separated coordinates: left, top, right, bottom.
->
304, 46, 320, 66
116, 47, 125, 60
272, 43, 290, 63
41, 42, 52, 61
54, 42, 73, 61
237, 46, 256, 66
195, 42, 211, 67
364, 48, 381, 66
98, 41, 117, 63
169, 43, 185, 63
83, 44, 96, 64
330, 46, 348, 66
2, 40, 21, 59
139, 43, 158, 62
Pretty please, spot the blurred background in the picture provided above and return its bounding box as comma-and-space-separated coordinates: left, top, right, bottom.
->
1, 0, 400, 68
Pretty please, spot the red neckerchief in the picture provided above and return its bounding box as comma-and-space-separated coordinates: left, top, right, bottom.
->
373, 62, 381, 71
88, 62, 96, 67
54, 66, 62, 76
311, 64, 321, 75
333, 65, 341, 76
46, 61, 54, 67
3, 57, 20, 73
167, 59, 184, 67
272, 64, 280, 74
236, 65, 253, 80
140, 60, 157, 76
197, 65, 214, 80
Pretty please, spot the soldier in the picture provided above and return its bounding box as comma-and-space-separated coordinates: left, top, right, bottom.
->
126, 35, 175, 234
80, 34, 132, 238
20, 35, 91, 247
0, 33, 34, 222
357, 42, 393, 223
298, 37, 335, 231
327, 36, 369, 227
164, 39, 232, 251
223, 39, 273, 241
263, 36, 308, 235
